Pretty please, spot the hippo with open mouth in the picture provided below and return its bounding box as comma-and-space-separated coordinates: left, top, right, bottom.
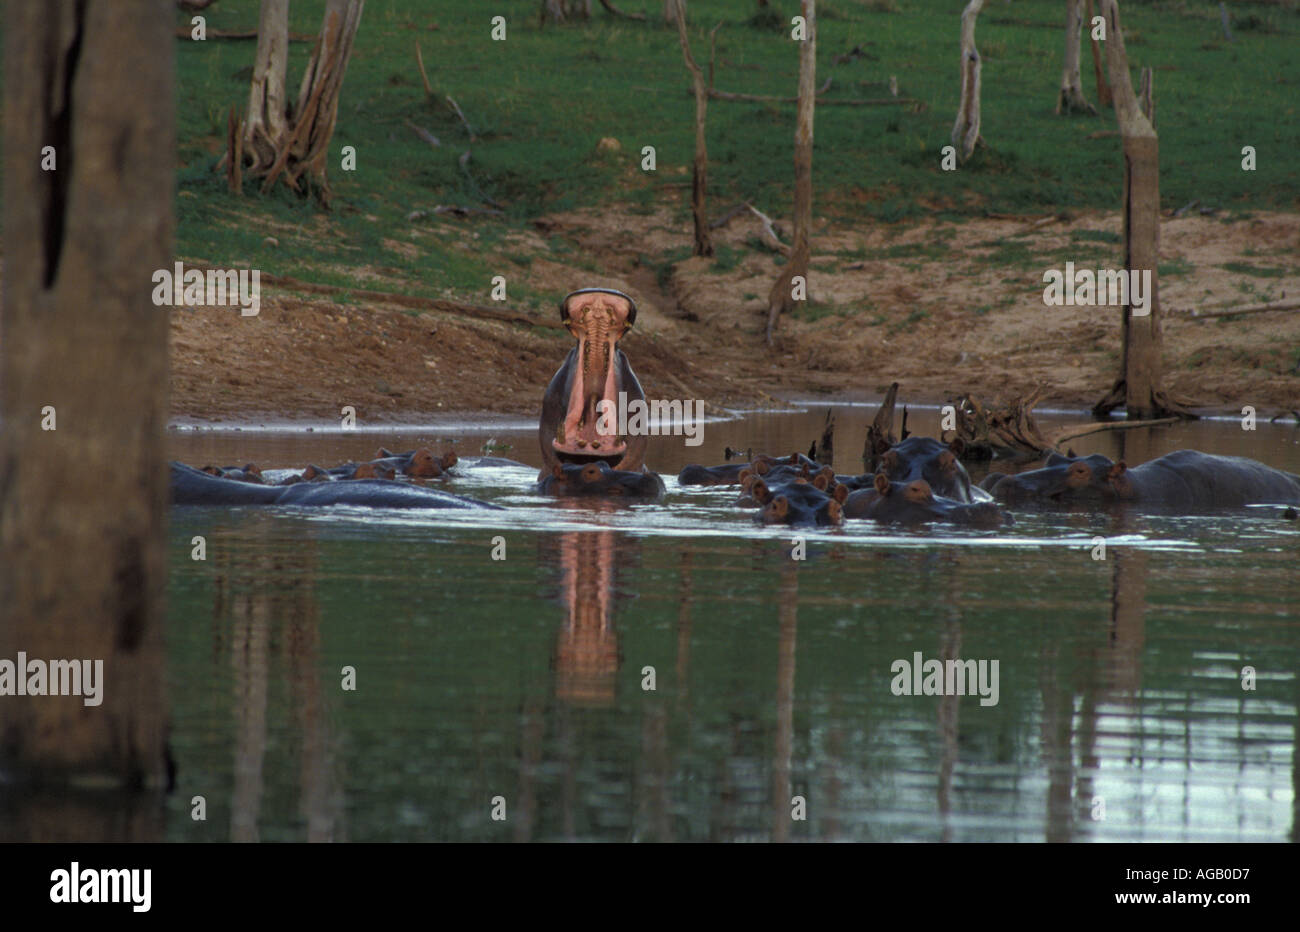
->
539, 288, 648, 473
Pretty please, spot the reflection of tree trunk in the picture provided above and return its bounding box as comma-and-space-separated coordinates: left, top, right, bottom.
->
1105, 544, 1148, 697
1293, 675, 1299, 843
286, 552, 343, 843
1040, 643, 1075, 842
1, 0, 171, 793
513, 696, 544, 843
558, 706, 577, 840
1056, 0, 1096, 114
676, 550, 695, 715
1092, 0, 1189, 420
766, 0, 816, 345
951, 0, 985, 161
771, 566, 798, 842
639, 704, 673, 841
230, 587, 270, 843
821, 709, 844, 842
937, 613, 961, 842
673, 0, 714, 257
0, 787, 165, 842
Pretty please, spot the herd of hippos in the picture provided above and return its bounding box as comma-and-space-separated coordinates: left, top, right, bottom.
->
172, 288, 1300, 528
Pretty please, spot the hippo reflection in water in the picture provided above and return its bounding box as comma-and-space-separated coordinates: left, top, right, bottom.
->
983, 450, 1300, 510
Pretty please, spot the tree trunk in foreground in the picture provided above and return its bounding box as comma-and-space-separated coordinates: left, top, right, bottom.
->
1057, 0, 1097, 114
673, 0, 713, 257
766, 0, 816, 345
2, 0, 172, 791
951, 0, 984, 161
1091, 0, 1186, 420
234, 0, 364, 205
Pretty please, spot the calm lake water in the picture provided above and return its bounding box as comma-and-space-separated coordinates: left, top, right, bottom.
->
164, 407, 1300, 842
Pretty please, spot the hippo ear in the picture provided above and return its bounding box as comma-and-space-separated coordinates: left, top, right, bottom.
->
948, 436, 965, 457
551, 464, 565, 478
873, 472, 891, 495
1045, 451, 1072, 467
1067, 447, 1077, 459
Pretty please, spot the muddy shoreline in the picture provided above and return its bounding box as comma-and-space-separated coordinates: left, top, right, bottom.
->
167, 210, 1300, 427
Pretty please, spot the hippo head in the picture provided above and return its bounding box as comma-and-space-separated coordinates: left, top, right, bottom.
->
548, 288, 639, 467
987, 452, 1119, 505
878, 436, 978, 502
541, 459, 666, 501
865, 473, 1008, 527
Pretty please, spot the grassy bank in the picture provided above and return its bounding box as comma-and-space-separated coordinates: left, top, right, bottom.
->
166, 0, 1300, 311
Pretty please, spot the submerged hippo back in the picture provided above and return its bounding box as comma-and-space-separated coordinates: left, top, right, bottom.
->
1127, 450, 1300, 507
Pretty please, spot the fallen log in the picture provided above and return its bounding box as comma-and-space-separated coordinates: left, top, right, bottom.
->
703, 77, 922, 108
946, 390, 1051, 459
1048, 417, 1177, 446
1172, 298, 1300, 320
175, 26, 313, 40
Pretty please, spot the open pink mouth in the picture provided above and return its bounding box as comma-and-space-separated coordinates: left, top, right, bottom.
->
552, 297, 631, 462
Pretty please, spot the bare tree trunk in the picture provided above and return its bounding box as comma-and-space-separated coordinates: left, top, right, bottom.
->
951, 0, 984, 161
1092, 0, 1186, 419
766, 0, 816, 345
2, 0, 172, 794
598, 0, 646, 19
1085, 0, 1113, 107
542, 0, 593, 22
665, 0, 681, 25
233, 0, 364, 206
673, 0, 713, 257
1056, 0, 1097, 114
243, 0, 289, 172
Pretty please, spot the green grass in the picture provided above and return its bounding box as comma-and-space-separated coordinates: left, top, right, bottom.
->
1221, 261, 1288, 277
15, 0, 1292, 305
1159, 257, 1196, 277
